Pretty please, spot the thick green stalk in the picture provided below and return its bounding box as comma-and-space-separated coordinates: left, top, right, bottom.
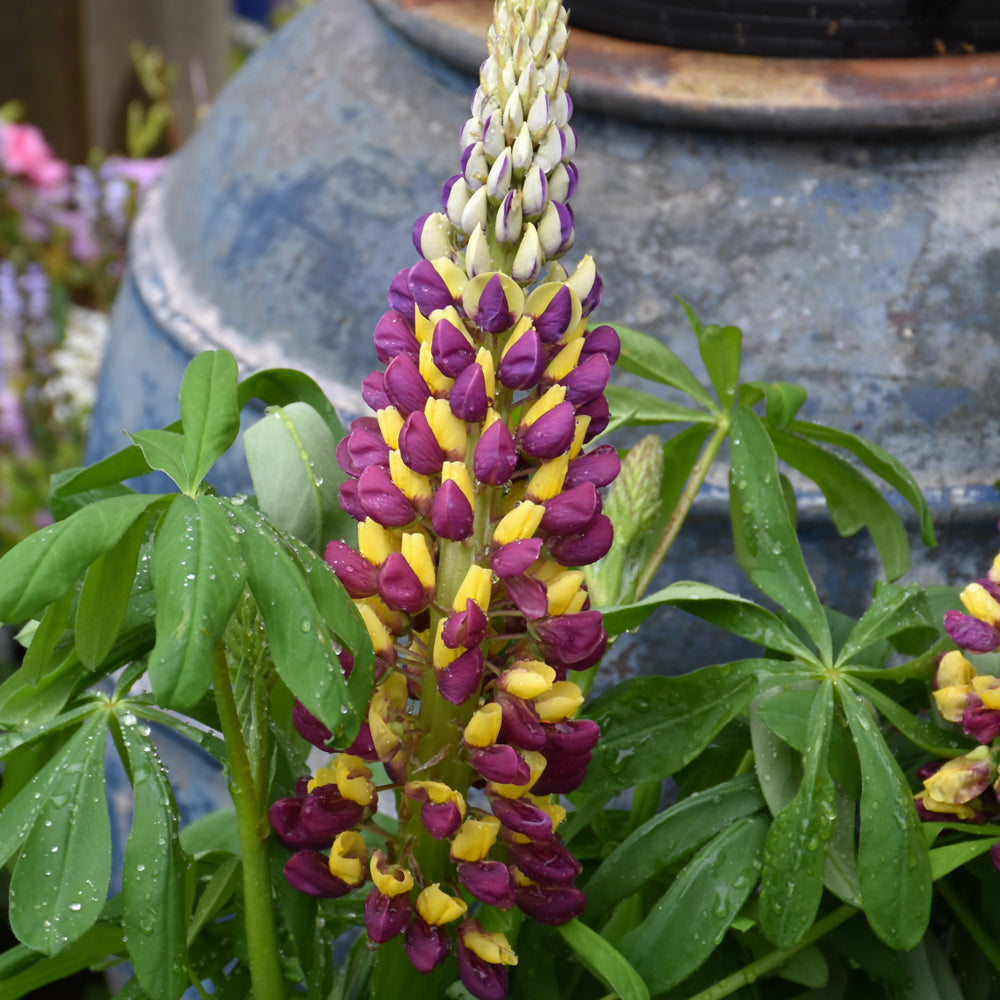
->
682, 905, 856, 1000
632, 416, 730, 601
213, 644, 286, 1000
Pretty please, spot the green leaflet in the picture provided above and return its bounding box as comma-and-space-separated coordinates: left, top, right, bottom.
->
557, 919, 649, 1000
180, 349, 240, 489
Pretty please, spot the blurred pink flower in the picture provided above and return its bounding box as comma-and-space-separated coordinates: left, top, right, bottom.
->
0, 387, 32, 455
1, 123, 70, 190
102, 155, 166, 191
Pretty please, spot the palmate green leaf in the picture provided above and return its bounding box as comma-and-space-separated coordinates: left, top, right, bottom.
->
118, 714, 189, 1000
759, 680, 837, 949
148, 495, 247, 709
602, 580, 819, 661
558, 919, 650, 1000
749, 687, 803, 817
0, 700, 103, 760
0, 493, 164, 624
730, 407, 832, 665
679, 297, 741, 409
584, 773, 766, 913
620, 813, 770, 994
227, 503, 359, 742
9, 714, 111, 955
836, 582, 935, 666
75, 512, 149, 669
180, 349, 240, 489
128, 429, 190, 490
844, 675, 971, 757
789, 419, 936, 548
582, 660, 762, 793
245, 401, 344, 552
770, 429, 911, 581
838, 684, 931, 950
606, 384, 716, 427
610, 321, 717, 410
742, 380, 809, 430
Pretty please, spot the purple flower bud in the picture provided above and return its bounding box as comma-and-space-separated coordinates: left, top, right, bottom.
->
336, 436, 362, 477
384, 352, 431, 415
531, 751, 590, 795
373, 310, 420, 364
408, 259, 455, 315
521, 401, 577, 459
514, 883, 586, 925
358, 465, 416, 527
565, 444, 621, 489
378, 552, 429, 614
406, 919, 451, 973
488, 794, 554, 841
503, 575, 549, 620
580, 271, 604, 316
497, 327, 546, 389
338, 479, 366, 521
533, 285, 575, 343
387, 267, 416, 322
432, 318, 477, 377
538, 201, 573, 258
362, 370, 392, 411
269, 797, 316, 849
578, 394, 610, 440
496, 691, 548, 750
347, 417, 390, 470
397, 410, 443, 475
338, 720, 379, 762
546, 718, 601, 756
492, 538, 543, 577
561, 353, 611, 406
441, 174, 462, 212
963, 696, 1000, 743
365, 888, 412, 944
471, 744, 530, 784
458, 861, 516, 909
456, 938, 509, 1000
474, 419, 518, 484
421, 798, 463, 839
507, 840, 580, 885
450, 363, 490, 422
473, 274, 517, 333
432, 479, 474, 540
581, 324, 621, 365
292, 700, 333, 750
980, 576, 1000, 603
324, 540, 378, 598
541, 482, 602, 534
301, 785, 367, 840
439, 647, 484, 705
284, 851, 355, 898
443, 599, 490, 649
944, 610, 1000, 653
547, 514, 614, 567
534, 611, 607, 668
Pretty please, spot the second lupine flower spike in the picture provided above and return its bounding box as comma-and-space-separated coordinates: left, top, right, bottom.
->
272, 2, 619, 998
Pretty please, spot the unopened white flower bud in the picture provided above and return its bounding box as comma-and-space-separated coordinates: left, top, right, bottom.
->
511, 223, 541, 284
511, 122, 534, 173
486, 149, 513, 201
465, 225, 493, 278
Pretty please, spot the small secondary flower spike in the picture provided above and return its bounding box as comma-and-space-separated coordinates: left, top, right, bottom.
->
269, 1, 621, 995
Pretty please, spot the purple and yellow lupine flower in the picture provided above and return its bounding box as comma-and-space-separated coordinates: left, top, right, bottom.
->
915, 746, 997, 823
269, 2, 619, 996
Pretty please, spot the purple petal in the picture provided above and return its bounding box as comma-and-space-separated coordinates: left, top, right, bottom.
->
533, 285, 575, 343
378, 552, 429, 614
364, 888, 412, 944
503, 575, 549, 620
547, 514, 614, 567
442, 599, 489, 649
301, 785, 366, 840
545, 718, 601, 756
336, 436, 362, 478
580, 324, 621, 365
450, 363, 490, 422
492, 538, 544, 577
441, 174, 462, 212
439, 647, 484, 705
292, 700, 333, 750
514, 883, 586, 925
406, 919, 451, 973
497, 327, 546, 389
963, 696, 1000, 744
269, 797, 315, 849
362, 370, 392, 411
284, 851, 354, 898
561, 353, 611, 406
458, 861, 516, 909
474, 420, 518, 485
496, 691, 548, 750
338, 479, 366, 521
471, 744, 530, 784
358, 465, 416, 527
521, 401, 577, 459
432, 318, 477, 377
578, 394, 610, 440
541, 483, 602, 534
530, 751, 590, 795
384, 352, 431, 415
387, 267, 416, 322
473, 274, 516, 333
347, 417, 390, 470
399, 410, 443, 476
411, 212, 431, 255
338, 720, 379, 762
421, 799, 463, 839
432, 479, 474, 540
580, 271, 604, 316
565, 444, 621, 489
944, 610, 1000, 653
373, 310, 420, 364
488, 794, 554, 841
534, 611, 606, 666
506, 840, 580, 885
324, 541, 377, 598
456, 939, 509, 1000
408, 259, 454, 315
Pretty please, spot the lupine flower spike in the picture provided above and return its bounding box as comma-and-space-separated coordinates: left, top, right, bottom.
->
269, 1, 620, 996
916, 529, 1000, 835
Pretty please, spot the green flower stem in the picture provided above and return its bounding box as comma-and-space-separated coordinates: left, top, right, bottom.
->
212, 643, 286, 1000
632, 416, 730, 602
682, 905, 856, 1000
937, 876, 1000, 975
